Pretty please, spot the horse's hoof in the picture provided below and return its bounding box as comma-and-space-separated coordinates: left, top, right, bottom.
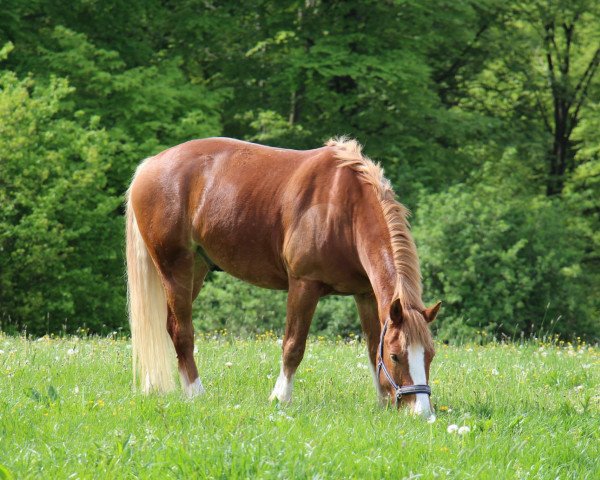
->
269, 391, 292, 404
184, 378, 205, 398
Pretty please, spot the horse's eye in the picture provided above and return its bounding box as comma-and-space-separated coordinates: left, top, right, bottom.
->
390, 354, 400, 364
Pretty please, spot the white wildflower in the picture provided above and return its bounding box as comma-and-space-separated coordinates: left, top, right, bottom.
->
278, 410, 294, 421
491, 368, 499, 376
458, 426, 471, 435
447, 424, 459, 433
67, 348, 78, 355
225, 362, 233, 367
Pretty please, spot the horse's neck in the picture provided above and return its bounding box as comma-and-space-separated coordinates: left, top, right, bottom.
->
354, 204, 397, 320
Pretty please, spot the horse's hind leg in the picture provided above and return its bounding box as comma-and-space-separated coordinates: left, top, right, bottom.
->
159, 249, 208, 397
270, 278, 324, 403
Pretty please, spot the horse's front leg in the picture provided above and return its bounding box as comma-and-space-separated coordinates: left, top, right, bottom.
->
355, 292, 387, 403
269, 277, 324, 403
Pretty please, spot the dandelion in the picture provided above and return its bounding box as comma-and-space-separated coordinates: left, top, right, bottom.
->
491, 368, 499, 376
458, 426, 471, 435
447, 424, 459, 433
225, 362, 233, 367
73, 386, 79, 394
439, 405, 449, 412
427, 415, 437, 424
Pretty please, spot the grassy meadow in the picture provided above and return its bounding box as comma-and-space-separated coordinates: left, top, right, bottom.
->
0, 332, 598, 479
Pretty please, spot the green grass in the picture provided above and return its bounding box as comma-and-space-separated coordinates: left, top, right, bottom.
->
0, 333, 598, 479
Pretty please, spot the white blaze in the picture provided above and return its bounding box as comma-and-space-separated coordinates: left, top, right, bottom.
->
407, 343, 433, 418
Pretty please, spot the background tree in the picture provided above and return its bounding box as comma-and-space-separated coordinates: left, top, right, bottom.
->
0, 61, 123, 333
0, 0, 598, 339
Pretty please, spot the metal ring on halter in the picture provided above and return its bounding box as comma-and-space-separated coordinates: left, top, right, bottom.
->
376, 319, 432, 406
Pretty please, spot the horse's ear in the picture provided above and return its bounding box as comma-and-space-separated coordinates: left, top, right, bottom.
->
423, 301, 442, 323
390, 298, 403, 324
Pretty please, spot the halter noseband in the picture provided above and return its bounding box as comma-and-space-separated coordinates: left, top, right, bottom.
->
376, 319, 432, 406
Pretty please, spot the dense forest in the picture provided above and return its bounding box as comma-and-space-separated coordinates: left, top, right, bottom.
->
1, 0, 598, 340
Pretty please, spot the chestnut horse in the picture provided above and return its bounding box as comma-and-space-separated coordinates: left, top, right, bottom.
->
126, 137, 440, 418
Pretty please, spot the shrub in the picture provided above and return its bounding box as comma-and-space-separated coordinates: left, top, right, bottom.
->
0, 69, 124, 334
192, 273, 360, 338
413, 158, 598, 341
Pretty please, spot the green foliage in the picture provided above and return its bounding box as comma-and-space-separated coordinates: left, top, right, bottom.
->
0, 69, 123, 334
414, 151, 598, 340
193, 273, 359, 338
34, 26, 227, 187
193, 274, 288, 335
0, 0, 599, 339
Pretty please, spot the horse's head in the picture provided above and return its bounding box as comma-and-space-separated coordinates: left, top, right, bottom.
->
377, 298, 441, 420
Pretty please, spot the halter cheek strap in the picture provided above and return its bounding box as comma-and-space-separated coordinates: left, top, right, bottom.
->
376, 319, 432, 405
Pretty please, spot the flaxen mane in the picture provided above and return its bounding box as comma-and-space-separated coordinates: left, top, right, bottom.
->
326, 137, 431, 349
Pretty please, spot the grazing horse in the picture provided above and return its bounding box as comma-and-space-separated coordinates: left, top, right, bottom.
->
126, 137, 440, 418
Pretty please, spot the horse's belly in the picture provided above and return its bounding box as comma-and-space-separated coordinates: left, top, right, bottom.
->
193, 222, 288, 290
209, 249, 288, 290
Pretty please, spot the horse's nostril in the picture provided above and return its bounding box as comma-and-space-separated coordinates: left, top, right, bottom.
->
390, 353, 400, 363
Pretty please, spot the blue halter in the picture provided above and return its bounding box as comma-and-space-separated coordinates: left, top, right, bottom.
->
376, 319, 432, 405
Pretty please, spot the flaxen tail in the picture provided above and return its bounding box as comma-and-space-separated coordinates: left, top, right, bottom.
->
126, 193, 176, 393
